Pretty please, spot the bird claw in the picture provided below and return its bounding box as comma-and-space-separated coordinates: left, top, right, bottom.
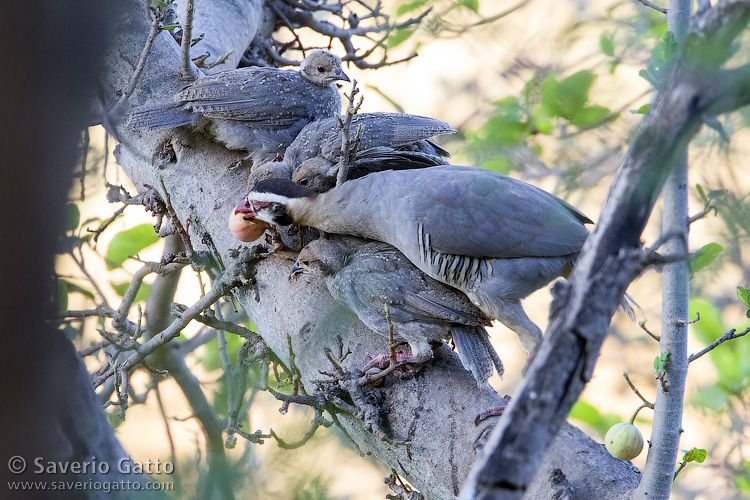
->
362, 351, 431, 372
474, 395, 512, 426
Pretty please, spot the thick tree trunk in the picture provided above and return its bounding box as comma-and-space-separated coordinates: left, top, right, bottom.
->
102, 1, 643, 498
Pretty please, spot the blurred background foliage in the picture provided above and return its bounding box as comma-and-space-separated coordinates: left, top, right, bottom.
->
55, 0, 750, 498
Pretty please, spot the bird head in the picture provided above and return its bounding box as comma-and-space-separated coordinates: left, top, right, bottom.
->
291, 157, 338, 193
230, 178, 317, 239
300, 49, 350, 86
290, 238, 350, 279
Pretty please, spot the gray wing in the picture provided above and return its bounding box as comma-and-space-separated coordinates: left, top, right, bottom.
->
123, 101, 198, 130
331, 243, 487, 327
331, 166, 591, 259
286, 112, 455, 169
352, 146, 450, 173
417, 166, 591, 258
174, 68, 337, 127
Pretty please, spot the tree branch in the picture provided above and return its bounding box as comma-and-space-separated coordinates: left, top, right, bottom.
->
102, 1, 643, 498
460, 2, 750, 498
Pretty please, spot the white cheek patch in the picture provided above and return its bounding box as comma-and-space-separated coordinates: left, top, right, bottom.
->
248, 192, 293, 205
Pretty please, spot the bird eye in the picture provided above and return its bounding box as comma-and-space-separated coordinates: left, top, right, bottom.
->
298, 178, 308, 185
317, 65, 326, 73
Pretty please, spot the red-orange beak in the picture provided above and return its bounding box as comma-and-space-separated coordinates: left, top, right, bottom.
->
234, 197, 256, 218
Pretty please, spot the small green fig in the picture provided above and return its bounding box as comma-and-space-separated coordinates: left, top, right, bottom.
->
604, 423, 644, 460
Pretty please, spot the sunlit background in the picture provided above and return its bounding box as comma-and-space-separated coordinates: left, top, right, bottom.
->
58, 0, 750, 498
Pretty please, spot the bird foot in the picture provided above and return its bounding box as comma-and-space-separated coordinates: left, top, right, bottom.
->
362, 351, 431, 372
474, 395, 512, 426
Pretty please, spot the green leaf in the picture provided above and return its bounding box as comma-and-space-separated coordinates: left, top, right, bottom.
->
482, 98, 531, 144
689, 242, 723, 275
65, 203, 81, 232
151, 0, 168, 7
654, 351, 670, 375
105, 224, 159, 270
462, 0, 479, 12
689, 299, 750, 397
707, 189, 727, 201
638, 69, 656, 87
541, 71, 596, 121
161, 24, 179, 31
111, 281, 150, 303
737, 462, 750, 491
200, 334, 244, 372
682, 447, 707, 463
600, 33, 615, 57
568, 400, 621, 437
58, 279, 69, 313
691, 384, 730, 411
396, 0, 428, 16
570, 105, 612, 128
738, 286, 750, 318
387, 26, 416, 48
696, 184, 708, 203
60, 279, 96, 301
632, 103, 651, 115
644, 31, 678, 87
479, 157, 512, 175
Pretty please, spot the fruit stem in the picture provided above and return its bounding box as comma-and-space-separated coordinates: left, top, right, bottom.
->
629, 403, 649, 425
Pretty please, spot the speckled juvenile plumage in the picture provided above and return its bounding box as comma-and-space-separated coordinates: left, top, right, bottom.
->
241, 165, 592, 352
291, 238, 503, 384
286, 112, 455, 192
124, 50, 349, 163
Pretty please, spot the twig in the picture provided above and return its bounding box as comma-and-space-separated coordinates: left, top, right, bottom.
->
111, 255, 191, 336
79, 129, 90, 201
677, 311, 700, 326
157, 175, 194, 255
91, 252, 253, 390
153, 382, 179, 484
640, 319, 661, 341
179, 0, 195, 80
270, 409, 332, 449
336, 79, 363, 187
688, 326, 750, 363
89, 205, 127, 243
177, 304, 265, 342
687, 206, 714, 226
673, 460, 688, 481
633, 0, 667, 14
118, 0, 164, 105
78, 338, 111, 357
623, 370, 655, 410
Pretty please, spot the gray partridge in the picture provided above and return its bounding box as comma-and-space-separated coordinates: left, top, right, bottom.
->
233, 165, 592, 352
290, 238, 503, 384
124, 50, 349, 163
285, 112, 455, 192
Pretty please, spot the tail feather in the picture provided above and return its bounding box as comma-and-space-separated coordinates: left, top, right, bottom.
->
451, 325, 503, 384
123, 101, 197, 130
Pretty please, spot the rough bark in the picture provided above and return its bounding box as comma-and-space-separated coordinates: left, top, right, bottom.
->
103, 1, 644, 499
461, 2, 750, 499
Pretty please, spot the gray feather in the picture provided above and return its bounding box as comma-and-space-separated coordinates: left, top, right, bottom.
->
295, 238, 501, 383
288, 112, 455, 192
121, 50, 347, 159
